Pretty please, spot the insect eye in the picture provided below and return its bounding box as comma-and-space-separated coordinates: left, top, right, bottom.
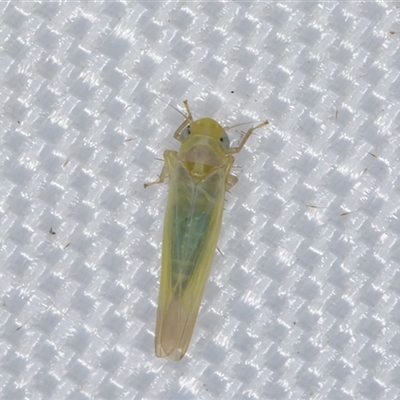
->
180, 125, 191, 142
219, 131, 230, 150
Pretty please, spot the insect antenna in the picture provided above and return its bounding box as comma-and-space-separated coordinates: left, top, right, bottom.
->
155, 95, 188, 119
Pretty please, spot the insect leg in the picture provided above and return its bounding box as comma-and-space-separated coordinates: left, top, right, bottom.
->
173, 100, 194, 141
144, 163, 168, 188
226, 174, 238, 191
227, 120, 269, 154
144, 150, 178, 188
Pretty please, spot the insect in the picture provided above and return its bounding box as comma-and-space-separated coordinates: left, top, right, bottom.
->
145, 100, 268, 360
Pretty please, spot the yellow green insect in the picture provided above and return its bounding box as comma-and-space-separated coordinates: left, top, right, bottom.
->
145, 100, 268, 360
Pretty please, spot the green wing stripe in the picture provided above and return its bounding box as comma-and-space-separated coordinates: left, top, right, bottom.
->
170, 164, 223, 290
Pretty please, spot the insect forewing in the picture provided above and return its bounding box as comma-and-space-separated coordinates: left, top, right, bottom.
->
155, 158, 227, 360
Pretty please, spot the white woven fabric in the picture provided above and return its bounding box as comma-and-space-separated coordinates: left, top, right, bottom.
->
1, 1, 400, 399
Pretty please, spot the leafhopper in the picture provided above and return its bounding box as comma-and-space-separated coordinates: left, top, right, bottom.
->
145, 101, 268, 360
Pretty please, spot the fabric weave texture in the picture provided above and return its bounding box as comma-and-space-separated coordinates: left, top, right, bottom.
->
0, 2, 399, 399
